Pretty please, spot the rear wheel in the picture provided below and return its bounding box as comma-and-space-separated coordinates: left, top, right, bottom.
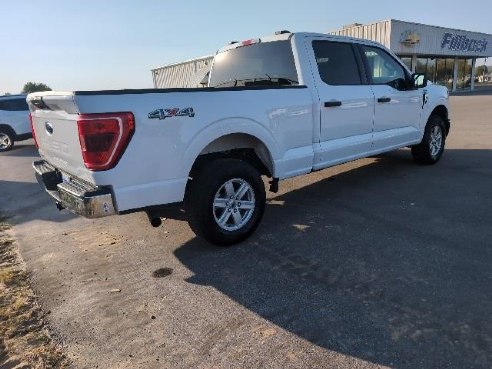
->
411, 115, 446, 165
186, 158, 266, 246
0, 129, 14, 152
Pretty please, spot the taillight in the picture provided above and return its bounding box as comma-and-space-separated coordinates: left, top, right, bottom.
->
77, 112, 135, 171
29, 113, 39, 149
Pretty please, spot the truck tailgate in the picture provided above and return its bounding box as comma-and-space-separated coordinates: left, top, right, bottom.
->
27, 92, 91, 182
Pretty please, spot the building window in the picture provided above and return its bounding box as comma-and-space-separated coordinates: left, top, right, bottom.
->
457, 58, 473, 89
416, 58, 428, 77
400, 57, 412, 70
435, 58, 455, 89
426, 58, 437, 83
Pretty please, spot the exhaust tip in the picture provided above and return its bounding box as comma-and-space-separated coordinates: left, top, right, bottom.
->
55, 201, 65, 211
150, 217, 162, 228
146, 211, 162, 227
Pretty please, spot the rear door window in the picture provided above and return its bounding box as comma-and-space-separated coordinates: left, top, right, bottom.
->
312, 41, 362, 85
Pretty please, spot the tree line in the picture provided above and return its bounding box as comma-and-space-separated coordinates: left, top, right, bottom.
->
3, 82, 52, 96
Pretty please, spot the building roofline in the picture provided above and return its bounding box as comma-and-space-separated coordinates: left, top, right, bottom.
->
391, 19, 492, 36
335, 18, 492, 37
328, 19, 392, 34
151, 55, 213, 72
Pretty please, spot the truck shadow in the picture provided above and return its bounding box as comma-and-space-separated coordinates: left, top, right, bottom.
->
0, 179, 75, 225
0, 143, 75, 224
0, 142, 38, 157
174, 149, 492, 368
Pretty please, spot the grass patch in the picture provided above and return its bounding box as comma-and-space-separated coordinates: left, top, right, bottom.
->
0, 216, 69, 368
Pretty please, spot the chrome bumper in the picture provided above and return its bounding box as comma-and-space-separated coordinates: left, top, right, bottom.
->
33, 160, 116, 218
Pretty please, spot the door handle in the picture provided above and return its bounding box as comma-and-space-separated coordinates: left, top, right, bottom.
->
377, 97, 391, 103
324, 101, 342, 107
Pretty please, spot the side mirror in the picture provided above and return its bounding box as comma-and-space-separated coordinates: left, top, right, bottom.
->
412, 73, 428, 89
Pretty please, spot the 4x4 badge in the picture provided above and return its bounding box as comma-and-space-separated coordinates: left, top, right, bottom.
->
148, 107, 195, 120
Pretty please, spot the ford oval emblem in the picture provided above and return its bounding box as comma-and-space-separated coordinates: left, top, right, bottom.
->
45, 122, 54, 135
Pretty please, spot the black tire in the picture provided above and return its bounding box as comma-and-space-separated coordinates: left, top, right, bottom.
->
185, 158, 266, 246
411, 115, 446, 165
0, 129, 14, 152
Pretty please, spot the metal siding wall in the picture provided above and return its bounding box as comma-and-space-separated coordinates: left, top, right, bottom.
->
195, 58, 211, 71
151, 56, 214, 88
328, 20, 391, 48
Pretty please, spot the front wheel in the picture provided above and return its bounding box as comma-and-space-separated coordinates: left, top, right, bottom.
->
185, 158, 266, 246
411, 115, 446, 165
0, 129, 14, 152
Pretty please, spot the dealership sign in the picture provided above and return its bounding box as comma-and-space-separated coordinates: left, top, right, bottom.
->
441, 32, 488, 53
400, 30, 421, 45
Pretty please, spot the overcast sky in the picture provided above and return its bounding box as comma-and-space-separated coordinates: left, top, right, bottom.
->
1, 0, 491, 94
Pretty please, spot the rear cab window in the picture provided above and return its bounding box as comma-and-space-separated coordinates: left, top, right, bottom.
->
209, 40, 299, 88
0, 97, 29, 111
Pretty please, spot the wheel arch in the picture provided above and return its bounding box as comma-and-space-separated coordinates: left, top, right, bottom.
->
0, 124, 16, 138
183, 120, 280, 180
191, 133, 274, 177
429, 105, 450, 135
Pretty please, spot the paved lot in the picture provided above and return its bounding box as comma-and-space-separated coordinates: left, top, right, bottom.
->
1, 92, 491, 368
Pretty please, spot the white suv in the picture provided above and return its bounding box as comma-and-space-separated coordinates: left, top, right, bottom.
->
0, 95, 32, 152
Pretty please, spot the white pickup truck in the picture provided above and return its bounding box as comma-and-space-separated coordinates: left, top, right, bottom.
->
29, 31, 450, 246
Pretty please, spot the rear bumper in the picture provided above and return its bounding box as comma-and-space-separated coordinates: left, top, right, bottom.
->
33, 160, 116, 218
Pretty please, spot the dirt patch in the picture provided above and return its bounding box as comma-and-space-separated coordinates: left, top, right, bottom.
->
0, 217, 69, 369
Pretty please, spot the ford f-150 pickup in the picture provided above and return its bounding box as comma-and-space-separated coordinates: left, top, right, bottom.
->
28, 31, 450, 245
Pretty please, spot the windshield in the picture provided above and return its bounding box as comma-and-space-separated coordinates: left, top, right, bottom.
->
209, 40, 299, 88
